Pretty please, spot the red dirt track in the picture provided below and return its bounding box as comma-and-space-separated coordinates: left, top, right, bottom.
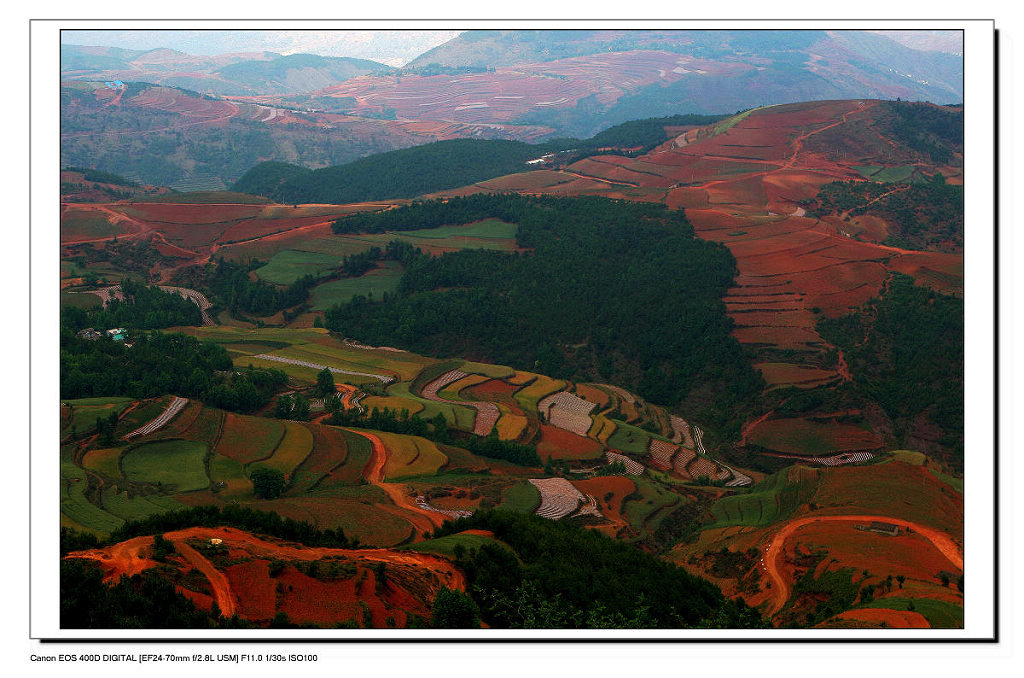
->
762, 515, 963, 616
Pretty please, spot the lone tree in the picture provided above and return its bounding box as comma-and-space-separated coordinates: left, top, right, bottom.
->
431, 586, 480, 629
316, 367, 335, 398
251, 466, 286, 499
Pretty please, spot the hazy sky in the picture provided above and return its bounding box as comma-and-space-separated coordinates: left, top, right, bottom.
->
60, 30, 463, 67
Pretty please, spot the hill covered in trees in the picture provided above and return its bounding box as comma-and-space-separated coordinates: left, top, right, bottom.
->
234, 113, 727, 204
817, 273, 963, 468
323, 194, 763, 440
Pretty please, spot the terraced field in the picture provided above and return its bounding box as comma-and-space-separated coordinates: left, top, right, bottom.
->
257, 422, 315, 478
121, 440, 209, 492
216, 414, 285, 464
709, 466, 821, 528
374, 432, 448, 481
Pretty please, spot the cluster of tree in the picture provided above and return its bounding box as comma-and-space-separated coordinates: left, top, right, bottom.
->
60, 329, 233, 400
93, 411, 119, 446
817, 273, 963, 469
202, 365, 288, 414
881, 100, 963, 164
202, 258, 324, 317
811, 174, 963, 251
333, 193, 526, 235
550, 112, 728, 157
341, 247, 383, 277
62, 279, 202, 332
66, 238, 170, 277
250, 466, 287, 499
274, 393, 311, 420
326, 405, 541, 466
62, 166, 138, 187
325, 195, 762, 441
239, 139, 556, 205
60, 326, 286, 414
106, 504, 357, 549
61, 559, 251, 628
429, 510, 768, 628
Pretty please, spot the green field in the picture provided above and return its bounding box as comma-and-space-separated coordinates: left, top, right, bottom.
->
709, 466, 821, 528
134, 191, 273, 204
406, 532, 512, 557
259, 422, 314, 476
312, 429, 373, 486
81, 447, 125, 479
100, 487, 186, 521
253, 249, 341, 285
513, 375, 566, 413
309, 261, 404, 310
929, 469, 964, 493
852, 165, 926, 184
60, 291, 102, 309
605, 421, 674, 455
496, 480, 541, 513
121, 440, 209, 492
394, 218, 517, 240
209, 453, 253, 497
386, 382, 473, 428
377, 431, 448, 481
61, 211, 122, 239
63, 397, 135, 437
60, 446, 125, 534
621, 477, 681, 532
113, 396, 172, 437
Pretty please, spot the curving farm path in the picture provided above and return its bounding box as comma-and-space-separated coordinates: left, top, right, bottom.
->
170, 536, 237, 617
347, 429, 447, 534
762, 514, 964, 616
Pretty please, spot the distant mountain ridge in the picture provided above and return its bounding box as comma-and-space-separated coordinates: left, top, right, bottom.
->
60, 44, 394, 96
262, 29, 962, 138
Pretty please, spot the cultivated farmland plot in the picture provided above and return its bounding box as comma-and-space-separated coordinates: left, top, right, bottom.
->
124, 396, 188, 439
606, 451, 645, 476
529, 477, 602, 520
647, 438, 680, 471
251, 354, 394, 384
537, 390, 596, 436
420, 369, 500, 436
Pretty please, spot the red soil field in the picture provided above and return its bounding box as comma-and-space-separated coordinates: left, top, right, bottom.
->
536, 424, 604, 461
761, 513, 963, 617
830, 608, 931, 628
812, 462, 963, 534
67, 526, 465, 628
571, 476, 636, 536
745, 417, 882, 455
754, 363, 837, 388
778, 521, 964, 601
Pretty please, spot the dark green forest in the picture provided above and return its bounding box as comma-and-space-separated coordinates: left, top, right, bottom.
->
881, 101, 964, 164
59, 327, 286, 413
236, 114, 727, 205
817, 273, 963, 467
430, 510, 768, 628
234, 139, 551, 204
61, 279, 201, 331
324, 194, 763, 440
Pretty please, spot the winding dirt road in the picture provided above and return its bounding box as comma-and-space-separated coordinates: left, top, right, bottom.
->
348, 429, 447, 534
762, 514, 963, 616
171, 537, 237, 617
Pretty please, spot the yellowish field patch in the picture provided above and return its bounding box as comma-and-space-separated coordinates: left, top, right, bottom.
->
376, 432, 447, 480
260, 422, 315, 477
